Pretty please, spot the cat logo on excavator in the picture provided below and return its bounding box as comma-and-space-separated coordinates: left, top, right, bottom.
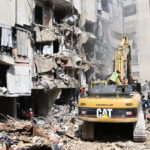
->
96, 109, 112, 118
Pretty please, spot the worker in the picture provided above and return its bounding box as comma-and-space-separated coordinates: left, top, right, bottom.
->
145, 94, 150, 120
108, 70, 121, 85
141, 95, 147, 119
80, 85, 86, 97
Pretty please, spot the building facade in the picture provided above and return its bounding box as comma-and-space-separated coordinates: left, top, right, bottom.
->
0, 0, 97, 117
0, 0, 149, 117
123, 0, 150, 83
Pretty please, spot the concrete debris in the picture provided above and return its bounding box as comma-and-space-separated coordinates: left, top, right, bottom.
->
33, 56, 80, 90
0, 105, 150, 150
0, 54, 14, 65
35, 26, 58, 43
0, 87, 7, 94
35, 57, 57, 74
0, 105, 80, 150
63, 15, 78, 26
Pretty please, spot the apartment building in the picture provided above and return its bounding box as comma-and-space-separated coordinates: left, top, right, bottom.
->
0, 0, 34, 117
1, 0, 148, 117
0, 0, 97, 117
122, 0, 150, 83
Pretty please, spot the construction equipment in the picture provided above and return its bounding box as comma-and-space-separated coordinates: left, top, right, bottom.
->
78, 36, 147, 142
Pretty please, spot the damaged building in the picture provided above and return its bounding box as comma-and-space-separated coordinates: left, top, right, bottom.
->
0, 0, 93, 117
32, 0, 90, 116
0, 0, 34, 117
0, 0, 138, 117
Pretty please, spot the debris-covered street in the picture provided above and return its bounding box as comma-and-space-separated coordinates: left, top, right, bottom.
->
0, 104, 150, 150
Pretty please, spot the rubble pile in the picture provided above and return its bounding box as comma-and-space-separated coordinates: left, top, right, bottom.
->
0, 105, 150, 150
0, 105, 82, 150
0, 120, 53, 150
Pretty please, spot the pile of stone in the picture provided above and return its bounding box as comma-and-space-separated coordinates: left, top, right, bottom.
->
0, 104, 82, 150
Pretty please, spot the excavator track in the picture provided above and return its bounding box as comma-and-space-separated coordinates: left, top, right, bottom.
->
133, 109, 147, 142
81, 122, 94, 140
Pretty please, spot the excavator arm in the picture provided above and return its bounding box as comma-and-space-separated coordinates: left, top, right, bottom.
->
113, 35, 132, 84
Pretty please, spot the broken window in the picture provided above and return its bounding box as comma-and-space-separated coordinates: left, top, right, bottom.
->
36, 42, 50, 54
101, 0, 109, 13
53, 6, 70, 24
85, 22, 95, 34
36, 40, 60, 55
53, 40, 59, 53
65, 69, 74, 78
132, 54, 139, 65
132, 72, 139, 78
35, 5, 43, 25
123, 4, 136, 17
0, 64, 9, 87
43, 2, 52, 26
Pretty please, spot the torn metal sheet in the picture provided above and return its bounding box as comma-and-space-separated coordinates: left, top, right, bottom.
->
35, 58, 57, 73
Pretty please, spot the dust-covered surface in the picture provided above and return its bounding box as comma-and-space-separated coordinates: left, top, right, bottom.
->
0, 105, 150, 150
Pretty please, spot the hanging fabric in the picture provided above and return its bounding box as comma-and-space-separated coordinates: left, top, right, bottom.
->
1, 27, 13, 48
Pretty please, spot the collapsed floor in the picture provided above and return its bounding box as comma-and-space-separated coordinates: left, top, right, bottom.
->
0, 105, 150, 150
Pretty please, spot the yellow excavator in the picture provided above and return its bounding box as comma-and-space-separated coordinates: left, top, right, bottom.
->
78, 36, 147, 142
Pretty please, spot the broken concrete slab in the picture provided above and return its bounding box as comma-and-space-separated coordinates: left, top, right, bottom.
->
35, 57, 57, 74
35, 26, 58, 42
0, 54, 14, 65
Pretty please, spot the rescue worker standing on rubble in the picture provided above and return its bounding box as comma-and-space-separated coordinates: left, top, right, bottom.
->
69, 88, 80, 112
142, 95, 147, 118
108, 70, 122, 85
